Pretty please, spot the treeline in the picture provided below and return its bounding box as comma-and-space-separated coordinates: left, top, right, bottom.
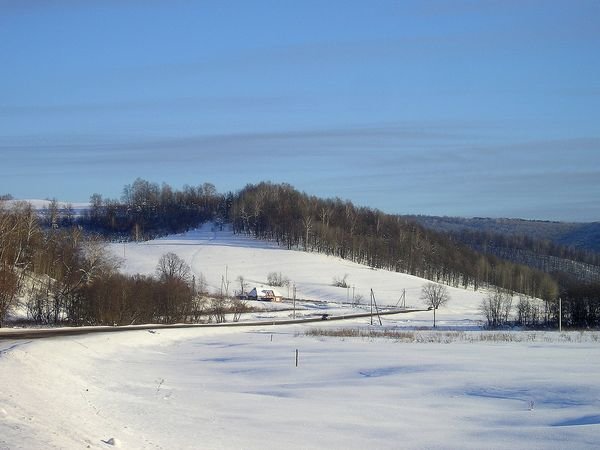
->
0, 200, 244, 326
454, 229, 600, 268
51, 178, 229, 240
451, 230, 600, 283
0, 200, 114, 326
230, 182, 558, 300
555, 274, 600, 328
5, 179, 599, 328
411, 215, 600, 254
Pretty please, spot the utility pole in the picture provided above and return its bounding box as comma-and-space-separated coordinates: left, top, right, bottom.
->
370, 289, 373, 325
370, 289, 382, 326
559, 297, 562, 332
293, 283, 296, 320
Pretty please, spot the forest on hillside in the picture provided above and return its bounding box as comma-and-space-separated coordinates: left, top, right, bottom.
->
229, 182, 558, 301
2, 179, 599, 328
446, 229, 600, 283
412, 215, 600, 254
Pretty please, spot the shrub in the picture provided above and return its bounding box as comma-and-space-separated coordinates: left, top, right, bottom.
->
332, 274, 349, 288
267, 271, 289, 287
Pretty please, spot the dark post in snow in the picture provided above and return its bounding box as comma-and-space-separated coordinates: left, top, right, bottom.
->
370, 289, 383, 326
559, 297, 562, 332
370, 289, 373, 325
295, 349, 299, 367
293, 283, 296, 320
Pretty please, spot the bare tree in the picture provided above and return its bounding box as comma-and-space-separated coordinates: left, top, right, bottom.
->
420, 283, 450, 328
0, 267, 18, 327
236, 275, 248, 296
267, 271, 289, 287
209, 296, 227, 323
230, 297, 249, 322
79, 236, 119, 283
480, 289, 513, 328
156, 252, 191, 284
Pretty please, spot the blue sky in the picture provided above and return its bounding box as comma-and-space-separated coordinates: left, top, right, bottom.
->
1, 0, 599, 221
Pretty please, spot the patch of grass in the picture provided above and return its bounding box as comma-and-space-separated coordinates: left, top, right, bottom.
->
304, 328, 600, 344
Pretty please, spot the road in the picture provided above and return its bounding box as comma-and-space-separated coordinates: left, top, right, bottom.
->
0, 308, 426, 340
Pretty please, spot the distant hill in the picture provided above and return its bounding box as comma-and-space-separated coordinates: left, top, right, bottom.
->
409, 216, 600, 254
409, 215, 600, 284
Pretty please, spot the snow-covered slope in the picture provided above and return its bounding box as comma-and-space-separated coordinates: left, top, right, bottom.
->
110, 223, 488, 327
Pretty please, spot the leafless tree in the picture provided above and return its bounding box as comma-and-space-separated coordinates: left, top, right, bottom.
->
209, 296, 227, 323
0, 267, 18, 327
420, 282, 450, 328
236, 275, 248, 295
156, 252, 191, 284
480, 289, 513, 328
230, 297, 249, 322
267, 271, 289, 287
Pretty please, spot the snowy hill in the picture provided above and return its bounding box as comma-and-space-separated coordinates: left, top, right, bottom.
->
110, 223, 489, 327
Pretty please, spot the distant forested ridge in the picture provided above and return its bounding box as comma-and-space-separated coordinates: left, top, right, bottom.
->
409, 216, 600, 282
411, 216, 600, 254
230, 182, 558, 301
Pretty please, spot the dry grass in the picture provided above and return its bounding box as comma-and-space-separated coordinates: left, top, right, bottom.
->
304, 328, 600, 344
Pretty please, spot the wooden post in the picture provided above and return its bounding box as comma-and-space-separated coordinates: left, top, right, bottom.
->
295, 349, 298, 367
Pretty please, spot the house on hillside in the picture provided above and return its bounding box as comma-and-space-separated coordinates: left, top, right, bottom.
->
247, 287, 283, 302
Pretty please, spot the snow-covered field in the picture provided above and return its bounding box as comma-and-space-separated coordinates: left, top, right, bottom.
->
1, 325, 599, 449
110, 223, 487, 327
1, 225, 599, 449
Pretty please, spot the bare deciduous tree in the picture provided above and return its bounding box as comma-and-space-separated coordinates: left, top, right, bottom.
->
156, 252, 191, 284
420, 283, 450, 328
480, 289, 513, 328
0, 267, 18, 327
231, 297, 249, 322
236, 275, 248, 296
267, 271, 289, 287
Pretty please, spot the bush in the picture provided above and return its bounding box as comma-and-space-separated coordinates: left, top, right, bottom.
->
332, 274, 349, 288
267, 271, 289, 287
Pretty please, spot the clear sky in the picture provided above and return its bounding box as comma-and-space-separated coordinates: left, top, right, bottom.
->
1, 0, 599, 221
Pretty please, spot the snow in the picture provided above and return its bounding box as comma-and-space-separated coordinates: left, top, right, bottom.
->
110, 223, 488, 327
1, 224, 599, 449
6, 199, 90, 211
1, 326, 599, 449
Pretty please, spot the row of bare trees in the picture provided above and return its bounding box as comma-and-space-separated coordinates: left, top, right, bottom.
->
0, 199, 246, 326
1, 201, 45, 326
230, 182, 559, 301
479, 283, 600, 329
